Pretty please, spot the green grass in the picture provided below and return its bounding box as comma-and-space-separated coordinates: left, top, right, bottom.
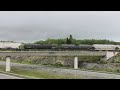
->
79, 66, 120, 75
0, 65, 85, 79
0, 65, 5, 72
11, 68, 82, 79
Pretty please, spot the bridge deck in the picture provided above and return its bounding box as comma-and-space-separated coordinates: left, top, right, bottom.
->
0, 51, 106, 57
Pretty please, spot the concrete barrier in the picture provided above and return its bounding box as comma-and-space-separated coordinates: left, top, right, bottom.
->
74, 57, 78, 69
6, 56, 11, 72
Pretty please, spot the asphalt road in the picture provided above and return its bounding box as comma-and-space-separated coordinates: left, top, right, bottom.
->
0, 73, 22, 79
1, 61, 120, 79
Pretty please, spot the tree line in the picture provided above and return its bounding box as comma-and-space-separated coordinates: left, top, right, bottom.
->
34, 35, 120, 45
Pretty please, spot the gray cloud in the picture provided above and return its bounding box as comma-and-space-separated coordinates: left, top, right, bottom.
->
0, 11, 120, 42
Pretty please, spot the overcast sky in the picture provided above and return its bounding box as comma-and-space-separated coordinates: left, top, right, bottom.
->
0, 11, 120, 43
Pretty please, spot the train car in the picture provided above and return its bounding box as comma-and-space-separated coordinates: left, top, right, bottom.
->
22, 44, 52, 49
19, 44, 58, 51
0, 41, 22, 51
92, 44, 119, 51
78, 45, 93, 50
60, 44, 77, 50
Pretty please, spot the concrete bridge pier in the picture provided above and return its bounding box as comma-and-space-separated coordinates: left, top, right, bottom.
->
6, 56, 11, 72
74, 57, 78, 69
105, 51, 119, 60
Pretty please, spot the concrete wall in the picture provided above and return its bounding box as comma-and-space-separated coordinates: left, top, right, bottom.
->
106, 51, 119, 60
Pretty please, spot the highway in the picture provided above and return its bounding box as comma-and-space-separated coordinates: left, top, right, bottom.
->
0, 73, 23, 79
1, 61, 120, 79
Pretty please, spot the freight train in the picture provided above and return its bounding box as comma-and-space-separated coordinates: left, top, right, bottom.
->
0, 41, 120, 51
19, 44, 94, 51
18, 44, 120, 51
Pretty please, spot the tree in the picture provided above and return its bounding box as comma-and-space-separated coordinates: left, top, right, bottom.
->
34, 35, 120, 45
68, 35, 73, 44
66, 37, 70, 44
69, 35, 72, 40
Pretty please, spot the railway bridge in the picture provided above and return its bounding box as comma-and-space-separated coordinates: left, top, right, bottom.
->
0, 51, 119, 71
0, 51, 119, 61
0, 51, 107, 57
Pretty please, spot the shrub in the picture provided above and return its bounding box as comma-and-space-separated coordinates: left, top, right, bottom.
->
53, 62, 64, 67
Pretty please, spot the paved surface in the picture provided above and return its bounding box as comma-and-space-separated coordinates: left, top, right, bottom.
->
1, 61, 120, 79
0, 73, 22, 79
